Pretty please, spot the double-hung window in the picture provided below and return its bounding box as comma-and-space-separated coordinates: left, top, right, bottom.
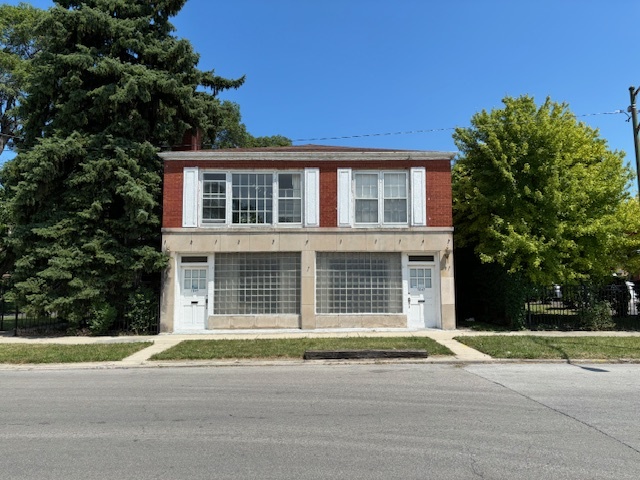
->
338, 168, 426, 227
353, 171, 408, 225
382, 173, 408, 223
199, 172, 304, 226
354, 173, 379, 223
202, 173, 226, 223
278, 173, 302, 223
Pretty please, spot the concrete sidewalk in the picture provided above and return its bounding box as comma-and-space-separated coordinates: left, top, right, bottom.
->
2, 328, 640, 368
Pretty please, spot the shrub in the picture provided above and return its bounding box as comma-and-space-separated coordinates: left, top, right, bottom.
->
578, 300, 615, 331
88, 302, 117, 335
124, 287, 159, 334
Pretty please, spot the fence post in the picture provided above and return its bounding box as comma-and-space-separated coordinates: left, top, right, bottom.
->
13, 304, 19, 337
525, 289, 531, 328
0, 282, 4, 332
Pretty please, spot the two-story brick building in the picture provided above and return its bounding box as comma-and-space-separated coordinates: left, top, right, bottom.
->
159, 145, 456, 332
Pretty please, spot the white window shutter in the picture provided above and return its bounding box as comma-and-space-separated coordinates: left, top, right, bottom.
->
337, 168, 352, 227
182, 167, 199, 228
410, 167, 426, 226
304, 168, 320, 227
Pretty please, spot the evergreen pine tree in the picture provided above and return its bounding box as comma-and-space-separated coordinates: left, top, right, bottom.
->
1, 0, 244, 331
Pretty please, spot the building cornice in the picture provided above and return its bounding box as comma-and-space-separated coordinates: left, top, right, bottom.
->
159, 150, 456, 162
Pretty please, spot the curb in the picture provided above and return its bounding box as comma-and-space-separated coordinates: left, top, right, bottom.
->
0, 357, 487, 372
3, 355, 640, 372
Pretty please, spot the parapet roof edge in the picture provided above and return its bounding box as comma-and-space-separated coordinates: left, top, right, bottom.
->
158, 150, 457, 162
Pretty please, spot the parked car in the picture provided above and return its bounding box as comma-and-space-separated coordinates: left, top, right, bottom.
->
602, 279, 637, 317
626, 281, 637, 315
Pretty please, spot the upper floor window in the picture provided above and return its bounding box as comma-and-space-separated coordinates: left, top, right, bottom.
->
338, 167, 426, 228
231, 173, 274, 224
202, 173, 226, 223
354, 172, 408, 225
278, 173, 302, 223
200, 171, 303, 226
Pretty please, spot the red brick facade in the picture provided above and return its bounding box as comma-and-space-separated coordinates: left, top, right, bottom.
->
163, 161, 184, 229
425, 160, 453, 227
162, 156, 453, 229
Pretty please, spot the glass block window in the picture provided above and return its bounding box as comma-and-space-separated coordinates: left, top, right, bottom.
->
183, 268, 207, 291
214, 253, 300, 314
232, 173, 273, 224
278, 173, 302, 223
202, 173, 226, 223
316, 253, 402, 314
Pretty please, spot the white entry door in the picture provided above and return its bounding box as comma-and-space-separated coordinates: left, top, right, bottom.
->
179, 267, 208, 330
407, 266, 437, 328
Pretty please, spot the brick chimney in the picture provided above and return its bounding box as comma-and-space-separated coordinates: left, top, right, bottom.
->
175, 129, 202, 151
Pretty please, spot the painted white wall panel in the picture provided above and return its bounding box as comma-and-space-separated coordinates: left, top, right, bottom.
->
182, 167, 199, 227
337, 168, 352, 227
410, 167, 426, 226
304, 168, 320, 227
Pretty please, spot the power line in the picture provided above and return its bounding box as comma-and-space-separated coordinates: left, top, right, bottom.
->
293, 110, 628, 143
577, 109, 627, 118
1, 109, 629, 149
293, 126, 457, 143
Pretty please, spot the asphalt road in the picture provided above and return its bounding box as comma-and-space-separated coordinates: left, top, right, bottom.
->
1, 363, 639, 480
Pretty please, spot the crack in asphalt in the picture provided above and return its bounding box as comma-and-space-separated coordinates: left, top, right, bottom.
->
465, 368, 640, 456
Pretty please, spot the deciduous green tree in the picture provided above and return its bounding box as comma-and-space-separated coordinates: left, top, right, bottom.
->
0, 0, 251, 330
453, 95, 633, 285
210, 100, 292, 149
610, 197, 640, 277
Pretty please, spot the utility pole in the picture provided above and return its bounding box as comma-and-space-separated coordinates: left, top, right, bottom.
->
629, 86, 640, 195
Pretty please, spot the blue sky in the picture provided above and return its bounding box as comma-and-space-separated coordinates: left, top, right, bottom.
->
4, 0, 640, 185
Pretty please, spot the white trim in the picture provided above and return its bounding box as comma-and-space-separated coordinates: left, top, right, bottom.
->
410, 167, 427, 226
337, 168, 352, 227
350, 170, 410, 227
172, 254, 180, 331
208, 260, 214, 319
402, 253, 441, 329
176, 261, 209, 331
304, 168, 320, 227
182, 167, 199, 227
176, 255, 214, 323
198, 170, 305, 227
161, 150, 456, 162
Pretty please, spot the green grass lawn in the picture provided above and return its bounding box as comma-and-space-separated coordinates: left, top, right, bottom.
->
6, 335, 640, 363
0, 342, 153, 364
151, 337, 453, 360
455, 335, 640, 360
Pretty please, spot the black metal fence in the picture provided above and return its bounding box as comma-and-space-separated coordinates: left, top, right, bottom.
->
1, 311, 161, 337
0, 309, 160, 336
0, 298, 160, 337
526, 283, 640, 330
